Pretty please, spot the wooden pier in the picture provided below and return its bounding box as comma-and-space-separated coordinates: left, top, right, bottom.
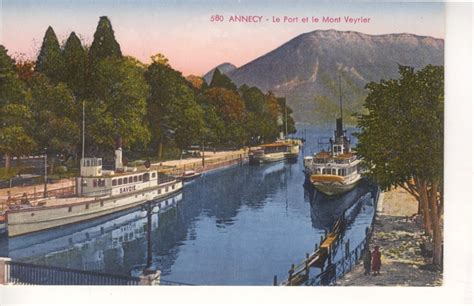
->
276, 216, 346, 286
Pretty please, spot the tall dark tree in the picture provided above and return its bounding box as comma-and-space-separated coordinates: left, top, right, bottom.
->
36, 26, 65, 83
63, 32, 87, 97
89, 16, 122, 64
209, 68, 237, 92
356, 65, 444, 267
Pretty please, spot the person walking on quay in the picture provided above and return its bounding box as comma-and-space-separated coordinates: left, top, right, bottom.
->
363, 247, 372, 275
371, 245, 381, 276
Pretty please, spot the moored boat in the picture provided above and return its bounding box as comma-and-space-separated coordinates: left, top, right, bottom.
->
181, 170, 201, 182
248, 141, 299, 165
303, 78, 362, 196
5, 143, 183, 237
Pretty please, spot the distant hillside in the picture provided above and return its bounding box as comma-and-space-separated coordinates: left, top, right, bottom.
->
213, 30, 444, 124
203, 62, 237, 84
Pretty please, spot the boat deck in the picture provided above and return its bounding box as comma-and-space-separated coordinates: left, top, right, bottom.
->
32, 197, 96, 207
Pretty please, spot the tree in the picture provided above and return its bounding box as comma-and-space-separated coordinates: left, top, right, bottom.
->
209, 68, 237, 92
146, 57, 205, 157
63, 32, 87, 97
0, 46, 34, 169
203, 87, 247, 147
27, 73, 80, 159
89, 16, 122, 65
0, 46, 25, 105
355, 65, 444, 267
36, 26, 65, 83
86, 57, 150, 155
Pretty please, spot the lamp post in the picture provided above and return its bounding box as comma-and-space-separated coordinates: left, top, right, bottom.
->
43, 148, 48, 198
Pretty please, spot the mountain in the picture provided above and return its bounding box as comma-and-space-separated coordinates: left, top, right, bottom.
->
203, 62, 237, 84
219, 30, 444, 124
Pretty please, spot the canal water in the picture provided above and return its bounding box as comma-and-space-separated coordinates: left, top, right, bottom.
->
0, 126, 377, 285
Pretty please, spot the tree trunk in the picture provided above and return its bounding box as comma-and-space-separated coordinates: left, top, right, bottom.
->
428, 180, 443, 267
4, 153, 11, 169
416, 179, 432, 236
5, 153, 12, 171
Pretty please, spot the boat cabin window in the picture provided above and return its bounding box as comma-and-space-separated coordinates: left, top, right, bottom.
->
332, 169, 336, 175
134, 176, 138, 182
112, 179, 117, 186
152, 172, 156, 178
124, 177, 128, 184
139, 175, 142, 181
118, 178, 123, 185
143, 173, 150, 182
316, 168, 321, 174
86, 160, 91, 167
98, 179, 105, 187
93, 179, 97, 187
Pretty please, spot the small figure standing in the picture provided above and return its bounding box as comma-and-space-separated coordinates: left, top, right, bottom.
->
363, 247, 372, 275
371, 245, 382, 275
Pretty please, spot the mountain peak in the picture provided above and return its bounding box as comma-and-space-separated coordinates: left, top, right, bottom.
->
223, 30, 443, 124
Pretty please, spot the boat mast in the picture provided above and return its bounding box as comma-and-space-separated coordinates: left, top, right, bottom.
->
82, 100, 85, 160
284, 98, 288, 137
339, 75, 343, 121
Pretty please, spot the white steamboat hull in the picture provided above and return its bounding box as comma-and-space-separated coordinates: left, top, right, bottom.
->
312, 178, 361, 196
249, 152, 286, 165
6, 180, 183, 237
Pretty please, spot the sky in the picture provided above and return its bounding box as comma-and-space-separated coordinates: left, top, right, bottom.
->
0, 0, 445, 76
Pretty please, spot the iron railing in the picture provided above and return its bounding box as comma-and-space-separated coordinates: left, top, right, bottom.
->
309, 187, 380, 286
5, 261, 141, 285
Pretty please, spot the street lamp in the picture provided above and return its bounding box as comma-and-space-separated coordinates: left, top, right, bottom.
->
43, 147, 48, 198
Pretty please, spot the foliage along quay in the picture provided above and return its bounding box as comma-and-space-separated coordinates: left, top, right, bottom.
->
0, 16, 296, 180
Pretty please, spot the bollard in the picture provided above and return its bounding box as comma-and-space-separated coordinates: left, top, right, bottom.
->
273, 275, 277, 286
314, 243, 319, 252
320, 235, 324, 245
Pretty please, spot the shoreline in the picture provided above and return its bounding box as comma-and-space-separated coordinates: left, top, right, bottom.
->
336, 187, 443, 286
0, 149, 247, 203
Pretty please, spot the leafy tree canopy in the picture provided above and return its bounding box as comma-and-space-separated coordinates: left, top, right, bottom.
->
36, 26, 65, 83
89, 16, 122, 64
63, 31, 87, 97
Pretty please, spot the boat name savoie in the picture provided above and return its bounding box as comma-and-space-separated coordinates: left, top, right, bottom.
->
119, 185, 136, 194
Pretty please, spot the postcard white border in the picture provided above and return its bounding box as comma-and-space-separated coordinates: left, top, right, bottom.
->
0, 1, 472, 306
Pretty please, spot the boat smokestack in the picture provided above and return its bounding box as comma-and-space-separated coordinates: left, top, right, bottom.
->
336, 118, 343, 138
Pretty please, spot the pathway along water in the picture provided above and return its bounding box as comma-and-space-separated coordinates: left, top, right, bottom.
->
0, 126, 377, 285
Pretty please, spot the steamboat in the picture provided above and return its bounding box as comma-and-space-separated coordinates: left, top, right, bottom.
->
248, 139, 300, 165
303, 78, 362, 196
4, 142, 183, 237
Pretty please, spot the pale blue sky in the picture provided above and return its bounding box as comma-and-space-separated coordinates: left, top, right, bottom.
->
1, 0, 444, 75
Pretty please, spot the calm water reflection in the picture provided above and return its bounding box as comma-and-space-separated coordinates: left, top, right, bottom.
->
0, 126, 377, 285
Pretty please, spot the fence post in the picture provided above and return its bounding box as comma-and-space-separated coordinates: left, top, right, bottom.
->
288, 264, 294, 285
0, 257, 11, 285
305, 253, 310, 279
139, 268, 161, 286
